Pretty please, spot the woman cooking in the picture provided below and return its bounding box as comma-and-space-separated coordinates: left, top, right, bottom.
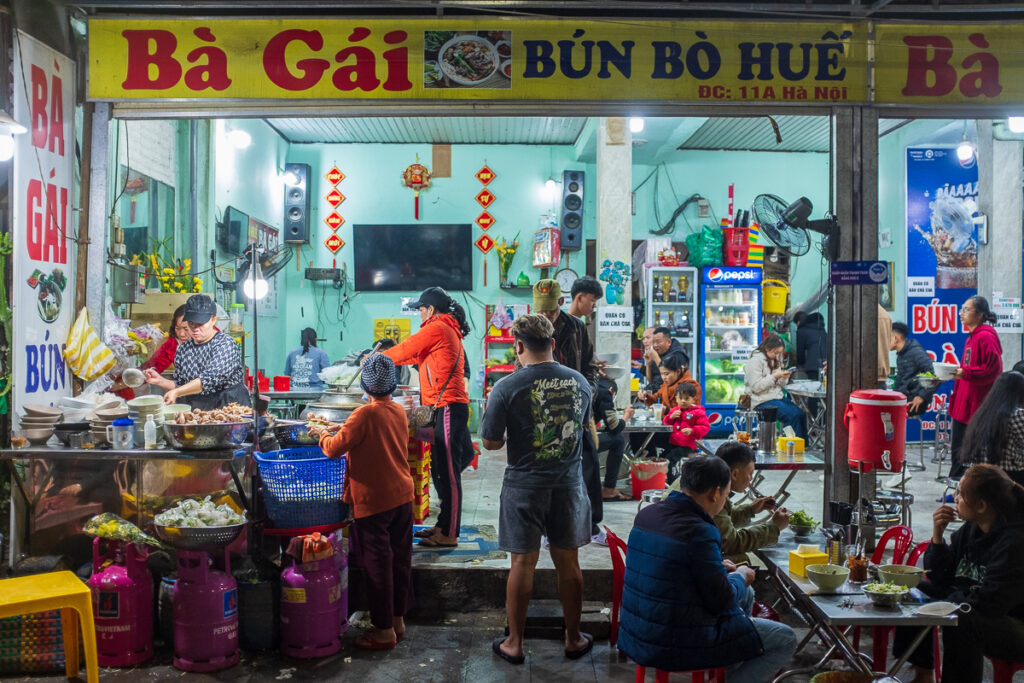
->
144, 294, 250, 409
383, 286, 470, 548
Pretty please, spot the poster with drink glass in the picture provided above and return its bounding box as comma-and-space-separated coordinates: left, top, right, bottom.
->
905, 146, 978, 441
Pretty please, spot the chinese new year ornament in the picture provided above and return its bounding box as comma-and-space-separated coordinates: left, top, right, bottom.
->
402, 160, 431, 220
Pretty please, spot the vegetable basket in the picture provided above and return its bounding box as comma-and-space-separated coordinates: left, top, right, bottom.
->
255, 447, 349, 528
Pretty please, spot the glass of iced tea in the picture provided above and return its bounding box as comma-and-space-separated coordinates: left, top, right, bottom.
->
10, 430, 27, 449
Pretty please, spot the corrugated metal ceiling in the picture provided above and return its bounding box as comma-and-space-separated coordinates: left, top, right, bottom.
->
267, 117, 589, 145
679, 116, 830, 152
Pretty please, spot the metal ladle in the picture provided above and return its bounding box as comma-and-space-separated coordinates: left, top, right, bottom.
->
122, 368, 145, 388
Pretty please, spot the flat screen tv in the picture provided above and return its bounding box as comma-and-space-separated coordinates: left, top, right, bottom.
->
353, 224, 473, 292
218, 206, 249, 256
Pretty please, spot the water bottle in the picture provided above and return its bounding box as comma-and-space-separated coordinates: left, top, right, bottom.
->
144, 414, 157, 450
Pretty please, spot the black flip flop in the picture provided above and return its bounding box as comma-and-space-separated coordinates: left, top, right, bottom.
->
492, 636, 525, 665
414, 527, 438, 539
602, 492, 632, 502
565, 633, 594, 660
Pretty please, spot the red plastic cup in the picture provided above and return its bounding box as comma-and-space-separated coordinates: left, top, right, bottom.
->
273, 376, 291, 391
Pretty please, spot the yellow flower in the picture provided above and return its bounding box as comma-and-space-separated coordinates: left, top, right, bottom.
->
183, 258, 192, 272
162, 267, 175, 274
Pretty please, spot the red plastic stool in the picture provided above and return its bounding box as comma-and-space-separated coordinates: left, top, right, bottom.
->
635, 665, 726, 682
470, 440, 480, 470
990, 657, 1024, 683
604, 526, 627, 647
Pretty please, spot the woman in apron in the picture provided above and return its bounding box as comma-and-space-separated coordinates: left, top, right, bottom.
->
145, 294, 250, 409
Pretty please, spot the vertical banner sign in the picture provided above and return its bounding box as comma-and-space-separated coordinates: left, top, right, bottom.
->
11, 32, 76, 413
905, 146, 978, 441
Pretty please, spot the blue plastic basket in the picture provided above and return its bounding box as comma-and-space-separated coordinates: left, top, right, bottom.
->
255, 448, 348, 528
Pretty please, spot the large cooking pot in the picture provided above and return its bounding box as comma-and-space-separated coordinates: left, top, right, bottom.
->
303, 403, 360, 423
317, 390, 367, 407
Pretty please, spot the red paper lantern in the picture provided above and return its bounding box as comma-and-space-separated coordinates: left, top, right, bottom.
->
402, 162, 431, 219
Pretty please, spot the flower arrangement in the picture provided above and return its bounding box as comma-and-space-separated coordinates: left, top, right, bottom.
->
130, 238, 202, 293
495, 233, 520, 284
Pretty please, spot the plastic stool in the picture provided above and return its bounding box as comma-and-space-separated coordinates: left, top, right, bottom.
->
0, 571, 99, 683
635, 665, 726, 682
990, 657, 1024, 683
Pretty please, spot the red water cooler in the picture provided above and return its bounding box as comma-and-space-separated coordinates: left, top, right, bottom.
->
843, 389, 907, 473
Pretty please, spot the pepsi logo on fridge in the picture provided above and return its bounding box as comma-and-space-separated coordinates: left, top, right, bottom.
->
703, 267, 761, 284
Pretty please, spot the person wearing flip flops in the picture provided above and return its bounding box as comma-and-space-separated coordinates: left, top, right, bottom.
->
480, 314, 594, 665
310, 353, 414, 650
619, 456, 796, 682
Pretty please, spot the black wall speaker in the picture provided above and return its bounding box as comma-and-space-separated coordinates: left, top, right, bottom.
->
560, 170, 584, 251
283, 162, 311, 244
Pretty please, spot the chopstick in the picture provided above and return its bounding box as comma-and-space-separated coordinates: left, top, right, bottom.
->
344, 342, 383, 390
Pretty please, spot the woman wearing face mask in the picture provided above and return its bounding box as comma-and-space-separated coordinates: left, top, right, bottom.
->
892, 464, 1024, 683
144, 294, 249, 409
383, 287, 471, 548
743, 334, 805, 438
949, 295, 1003, 479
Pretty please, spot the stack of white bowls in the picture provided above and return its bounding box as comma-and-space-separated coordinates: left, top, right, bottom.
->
127, 395, 165, 445
90, 406, 129, 445
19, 404, 63, 445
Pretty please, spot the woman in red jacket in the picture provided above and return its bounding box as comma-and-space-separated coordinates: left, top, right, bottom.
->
384, 287, 471, 548
950, 296, 1003, 479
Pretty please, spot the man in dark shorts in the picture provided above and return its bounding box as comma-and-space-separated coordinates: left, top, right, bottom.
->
481, 314, 594, 666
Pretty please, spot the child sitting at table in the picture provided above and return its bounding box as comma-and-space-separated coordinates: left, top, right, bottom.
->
662, 382, 710, 484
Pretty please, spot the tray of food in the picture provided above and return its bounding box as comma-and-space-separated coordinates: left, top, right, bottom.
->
153, 497, 247, 550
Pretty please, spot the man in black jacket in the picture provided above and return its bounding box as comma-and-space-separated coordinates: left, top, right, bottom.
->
891, 321, 936, 416
645, 327, 690, 393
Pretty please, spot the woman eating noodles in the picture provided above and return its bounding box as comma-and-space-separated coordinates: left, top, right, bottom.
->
145, 294, 249, 409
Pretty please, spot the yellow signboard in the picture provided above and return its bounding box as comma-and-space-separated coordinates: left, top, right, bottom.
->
373, 318, 411, 345
87, 18, 868, 104
875, 25, 1017, 105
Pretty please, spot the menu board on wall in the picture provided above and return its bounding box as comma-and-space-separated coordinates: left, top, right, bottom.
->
10, 32, 77, 413
905, 146, 978, 441
249, 216, 280, 317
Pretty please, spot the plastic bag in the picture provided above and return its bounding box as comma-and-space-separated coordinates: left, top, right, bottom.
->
64, 308, 117, 380
318, 362, 359, 387
684, 225, 724, 268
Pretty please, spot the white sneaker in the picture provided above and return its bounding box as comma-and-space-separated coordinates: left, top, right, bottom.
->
590, 530, 608, 546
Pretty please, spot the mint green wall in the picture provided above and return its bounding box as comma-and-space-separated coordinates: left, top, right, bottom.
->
281, 142, 587, 395
632, 151, 832, 314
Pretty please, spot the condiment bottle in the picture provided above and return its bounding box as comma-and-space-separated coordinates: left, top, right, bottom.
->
144, 414, 157, 450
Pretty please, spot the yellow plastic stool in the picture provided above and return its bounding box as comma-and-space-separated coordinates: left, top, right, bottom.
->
0, 571, 98, 682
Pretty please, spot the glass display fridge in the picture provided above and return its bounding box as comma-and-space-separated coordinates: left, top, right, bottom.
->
699, 266, 762, 433
645, 265, 698, 385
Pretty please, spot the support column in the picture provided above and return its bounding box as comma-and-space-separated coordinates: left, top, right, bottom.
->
595, 117, 633, 404
85, 103, 110, 331
977, 121, 1023, 366
828, 107, 879, 515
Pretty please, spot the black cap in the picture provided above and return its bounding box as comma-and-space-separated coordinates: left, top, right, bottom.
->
408, 287, 451, 312
182, 294, 217, 324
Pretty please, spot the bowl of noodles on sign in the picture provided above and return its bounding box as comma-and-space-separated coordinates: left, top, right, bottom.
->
438, 35, 499, 86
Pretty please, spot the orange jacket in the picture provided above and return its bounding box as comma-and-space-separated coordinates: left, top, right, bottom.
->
383, 313, 468, 407
643, 370, 702, 409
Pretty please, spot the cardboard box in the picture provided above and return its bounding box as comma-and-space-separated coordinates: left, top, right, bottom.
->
788, 549, 828, 577
777, 436, 805, 453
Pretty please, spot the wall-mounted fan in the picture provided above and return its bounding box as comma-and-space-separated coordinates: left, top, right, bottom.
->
211, 244, 294, 293
751, 194, 839, 261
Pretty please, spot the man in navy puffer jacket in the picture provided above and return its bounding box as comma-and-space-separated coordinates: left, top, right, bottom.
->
618, 456, 796, 682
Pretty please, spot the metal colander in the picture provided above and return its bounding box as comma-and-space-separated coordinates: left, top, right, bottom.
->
154, 522, 247, 550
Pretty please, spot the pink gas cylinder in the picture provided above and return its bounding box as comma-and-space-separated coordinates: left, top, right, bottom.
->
89, 538, 154, 666
844, 389, 908, 473
173, 549, 239, 672
280, 555, 343, 657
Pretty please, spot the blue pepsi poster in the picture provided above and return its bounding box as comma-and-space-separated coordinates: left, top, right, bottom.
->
905, 147, 978, 441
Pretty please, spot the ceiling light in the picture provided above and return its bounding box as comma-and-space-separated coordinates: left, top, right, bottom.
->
629, 117, 645, 133
1008, 117, 1024, 134
0, 134, 14, 162
227, 128, 251, 149
242, 259, 268, 300
956, 137, 974, 162
280, 169, 300, 186
544, 176, 557, 203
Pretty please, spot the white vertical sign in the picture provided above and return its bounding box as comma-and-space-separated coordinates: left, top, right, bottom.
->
11, 32, 76, 413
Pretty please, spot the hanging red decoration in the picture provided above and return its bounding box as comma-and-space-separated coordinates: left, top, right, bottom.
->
402, 162, 431, 219
475, 165, 496, 185
476, 211, 496, 230
476, 189, 496, 208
